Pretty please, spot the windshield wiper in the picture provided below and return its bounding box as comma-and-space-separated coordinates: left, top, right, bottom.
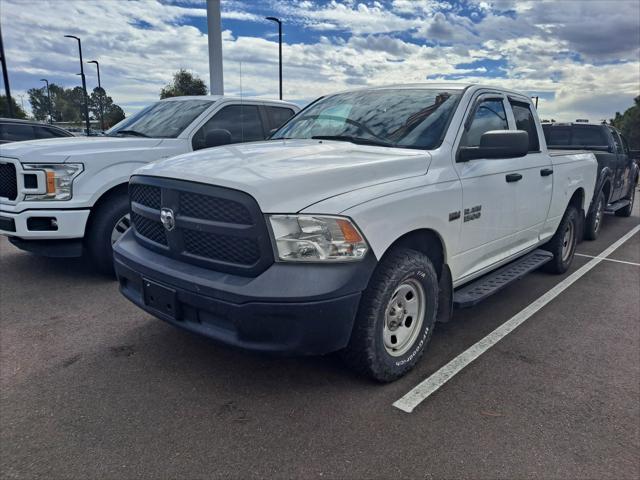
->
115, 129, 149, 137
311, 135, 393, 147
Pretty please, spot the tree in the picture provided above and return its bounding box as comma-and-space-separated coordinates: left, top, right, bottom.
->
610, 96, 640, 149
0, 95, 27, 118
88, 87, 124, 128
160, 69, 208, 99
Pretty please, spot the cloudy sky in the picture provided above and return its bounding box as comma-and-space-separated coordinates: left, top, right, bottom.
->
2, 0, 639, 121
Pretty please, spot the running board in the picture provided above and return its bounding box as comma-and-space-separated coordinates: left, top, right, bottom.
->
453, 249, 554, 308
605, 199, 630, 213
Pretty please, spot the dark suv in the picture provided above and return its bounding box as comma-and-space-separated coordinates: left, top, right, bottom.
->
0, 118, 74, 144
543, 122, 638, 239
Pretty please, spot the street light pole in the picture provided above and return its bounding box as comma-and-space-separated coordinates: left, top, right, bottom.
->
40, 79, 52, 124
64, 35, 91, 135
88, 60, 104, 131
265, 17, 282, 100
0, 23, 14, 117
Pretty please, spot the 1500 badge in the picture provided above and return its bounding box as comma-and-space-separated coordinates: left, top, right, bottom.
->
464, 205, 482, 222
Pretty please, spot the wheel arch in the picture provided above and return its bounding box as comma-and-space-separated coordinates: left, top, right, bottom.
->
83, 182, 129, 237
381, 228, 447, 279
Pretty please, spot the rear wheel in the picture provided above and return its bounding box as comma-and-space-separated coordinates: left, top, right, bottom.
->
584, 190, 604, 240
342, 248, 438, 382
86, 194, 130, 275
542, 205, 579, 274
615, 178, 636, 217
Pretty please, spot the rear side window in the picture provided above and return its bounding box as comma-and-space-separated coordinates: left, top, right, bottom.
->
460, 98, 508, 147
267, 106, 295, 131
543, 125, 571, 146
571, 126, 608, 147
0, 123, 35, 141
510, 101, 539, 151
192, 104, 266, 150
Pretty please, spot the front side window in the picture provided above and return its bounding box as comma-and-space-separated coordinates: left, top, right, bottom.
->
36, 126, 70, 139
610, 129, 623, 153
460, 98, 508, 147
510, 101, 539, 151
267, 106, 295, 130
107, 99, 212, 138
272, 89, 462, 150
192, 104, 265, 150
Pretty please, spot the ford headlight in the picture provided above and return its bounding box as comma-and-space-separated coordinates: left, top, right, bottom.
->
268, 215, 369, 262
23, 163, 83, 201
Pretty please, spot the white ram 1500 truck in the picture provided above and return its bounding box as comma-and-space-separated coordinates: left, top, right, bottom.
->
113, 84, 597, 381
0, 96, 299, 273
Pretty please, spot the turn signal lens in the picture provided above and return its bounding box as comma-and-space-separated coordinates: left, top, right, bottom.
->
46, 171, 56, 194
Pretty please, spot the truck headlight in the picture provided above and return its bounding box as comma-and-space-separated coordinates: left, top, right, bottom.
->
22, 163, 83, 201
268, 215, 369, 262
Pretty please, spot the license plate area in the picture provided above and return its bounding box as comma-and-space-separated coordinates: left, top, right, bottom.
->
143, 278, 179, 320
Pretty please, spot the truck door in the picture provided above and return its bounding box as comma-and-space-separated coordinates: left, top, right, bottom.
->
451, 93, 519, 281
610, 128, 629, 200
507, 99, 553, 253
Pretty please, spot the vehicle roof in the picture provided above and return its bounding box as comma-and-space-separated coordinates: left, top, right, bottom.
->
159, 95, 298, 107
543, 122, 613, 128
0, 117, 61, 126
328, 83, 533, 100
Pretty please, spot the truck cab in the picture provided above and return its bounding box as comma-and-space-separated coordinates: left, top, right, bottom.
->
0, 96, 299, 273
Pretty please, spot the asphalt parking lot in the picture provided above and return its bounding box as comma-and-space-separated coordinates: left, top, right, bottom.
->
1, 195, 639, 479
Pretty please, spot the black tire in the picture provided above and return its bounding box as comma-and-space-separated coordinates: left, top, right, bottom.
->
584, 190, 605, 240
342, 248, 439, 382
86, 194, 130, 275
542, 205, 579, 274
615, 179, 636, 217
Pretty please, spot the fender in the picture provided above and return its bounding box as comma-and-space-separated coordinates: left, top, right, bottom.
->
590, 166, 613, 214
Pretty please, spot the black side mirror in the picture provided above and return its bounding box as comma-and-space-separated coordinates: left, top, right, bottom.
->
205, 129, 232, 148
458, 130, 529, 162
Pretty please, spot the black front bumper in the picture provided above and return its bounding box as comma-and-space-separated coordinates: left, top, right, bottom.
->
114, 229, 377, 355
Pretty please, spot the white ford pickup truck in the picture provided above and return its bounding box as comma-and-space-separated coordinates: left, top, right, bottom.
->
0, 96, 299, 273
113, 84, 597, 381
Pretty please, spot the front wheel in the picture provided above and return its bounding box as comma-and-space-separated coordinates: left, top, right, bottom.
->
342, 248, 439, 382
86, 195, 130, 275
542, 205, 579, 274
584, 190, 604, 240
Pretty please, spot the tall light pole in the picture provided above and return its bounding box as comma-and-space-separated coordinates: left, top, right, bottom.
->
40, 78, 52, 124
87, 60, 104, 130
0, 23, 14, 117
64, 35, 91, 135
266, 16, 283, 100
206, 0, 224, 95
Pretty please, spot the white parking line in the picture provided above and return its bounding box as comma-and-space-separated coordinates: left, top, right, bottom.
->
393, 223, 640, 413
574, 253, 640, 267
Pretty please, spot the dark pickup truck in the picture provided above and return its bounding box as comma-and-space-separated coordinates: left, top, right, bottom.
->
543, 122, 638, 239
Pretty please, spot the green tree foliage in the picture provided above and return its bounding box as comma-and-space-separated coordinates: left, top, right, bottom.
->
0, 95, 28, 119
160, 69, 208, 99
27, 83, 125, 127
610, 96, 640, 149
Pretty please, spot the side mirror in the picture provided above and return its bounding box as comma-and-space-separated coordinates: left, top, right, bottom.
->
458, 130, 529, 162
205, 129, 232, 148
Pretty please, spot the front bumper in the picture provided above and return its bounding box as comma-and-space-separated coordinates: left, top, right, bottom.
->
114, 229, 377, 355
0, 208, 90, 239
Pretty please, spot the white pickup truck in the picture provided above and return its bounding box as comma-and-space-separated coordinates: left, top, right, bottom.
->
0, 96, 299, 273
113, 84, 597, 381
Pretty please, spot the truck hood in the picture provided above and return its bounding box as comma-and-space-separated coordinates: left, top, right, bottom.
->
135, 139, 431, 212
0, 136, 164, 163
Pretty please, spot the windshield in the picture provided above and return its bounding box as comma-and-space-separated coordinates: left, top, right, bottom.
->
107, 99, 212, 138
272, 89, 462, 150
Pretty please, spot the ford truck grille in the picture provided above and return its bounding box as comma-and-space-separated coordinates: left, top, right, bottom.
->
0, 163, 18, 201
128, 176, 273, 276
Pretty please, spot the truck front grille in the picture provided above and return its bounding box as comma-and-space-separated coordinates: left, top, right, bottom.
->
129, 176, 273, 277
0, 163, 18, 201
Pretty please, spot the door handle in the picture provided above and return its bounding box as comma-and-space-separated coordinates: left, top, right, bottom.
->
540, 168, 554, 176
506, 173, 523, 183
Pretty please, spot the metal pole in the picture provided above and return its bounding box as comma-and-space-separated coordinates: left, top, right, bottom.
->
206, 0, 224, 95
40, 79, 52, 123
88, 60, 104, 130
65, 35, 91, 135
0, 23, 14, 117
266, 17, 283, 100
